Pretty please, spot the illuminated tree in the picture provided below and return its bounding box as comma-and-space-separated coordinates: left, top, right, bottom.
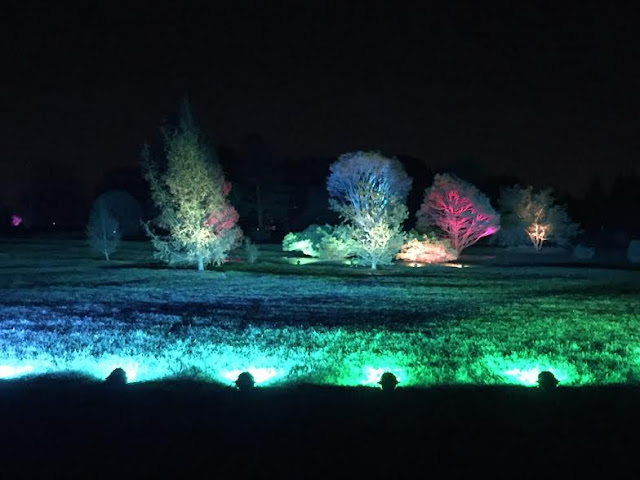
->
396, 232, 458, 264
498, 185, 578, 251
327, 151, 412, 270
143, 102, 242, 271
86, 196, 120, 261
417, 173, 500, 255
283, 224, 357, 261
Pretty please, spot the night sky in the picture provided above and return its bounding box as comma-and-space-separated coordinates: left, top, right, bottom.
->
2, 1, 639, 216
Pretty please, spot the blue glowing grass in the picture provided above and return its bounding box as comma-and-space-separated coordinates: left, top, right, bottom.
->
1, 241, 639, 387
0, 364, 34, 379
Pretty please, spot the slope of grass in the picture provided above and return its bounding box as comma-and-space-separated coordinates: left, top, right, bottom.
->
0, 238, 639, 387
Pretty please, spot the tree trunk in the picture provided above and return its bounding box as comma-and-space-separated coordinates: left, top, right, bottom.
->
105, 251, 110, 261
197, 256, 204, 272
371, 259, 377, 271
256, 183, 264, 230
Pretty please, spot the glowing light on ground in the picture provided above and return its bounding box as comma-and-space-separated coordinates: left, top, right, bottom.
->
0, 364, 34, 379
219, 367, 280, 385
361, 366, 408, 387
94, 358, 140, 383
282, 257, 325, 265
504, 367, 542, 386
486, 355, 576, 386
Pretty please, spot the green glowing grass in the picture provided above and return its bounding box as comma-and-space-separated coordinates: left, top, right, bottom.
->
0, 241, 639, 387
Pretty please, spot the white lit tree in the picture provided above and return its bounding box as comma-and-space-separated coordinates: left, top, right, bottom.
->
417, 173, 500, 255
498, 185, 579, 251
86, 196, 121, 261
327, 151, 412, 270
142, 102, 242, 271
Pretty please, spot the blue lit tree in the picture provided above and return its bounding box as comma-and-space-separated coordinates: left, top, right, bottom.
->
327, 151, 412, 270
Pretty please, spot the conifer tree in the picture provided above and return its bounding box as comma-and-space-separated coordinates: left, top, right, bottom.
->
143, 102, 241, 271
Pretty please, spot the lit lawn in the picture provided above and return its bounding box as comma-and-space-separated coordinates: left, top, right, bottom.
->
0, 238, 639, 387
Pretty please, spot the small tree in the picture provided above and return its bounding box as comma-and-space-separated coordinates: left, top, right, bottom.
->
417, 173, 500, 255
94, 190, 143, 237
87, 196, 121, 260
396, 231, 458, 264
498, 185, 579, 251
283, 224, 357, 261
327, 151, 412, 270
143, 102, 242, 271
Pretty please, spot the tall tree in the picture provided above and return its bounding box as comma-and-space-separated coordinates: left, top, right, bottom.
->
232, 134, 291, 239
142, 101, 242, 271
417, 173, 500, 255
327, 151, 412, 270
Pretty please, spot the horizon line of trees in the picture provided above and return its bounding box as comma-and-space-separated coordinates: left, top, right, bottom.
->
2, 104, 640, 252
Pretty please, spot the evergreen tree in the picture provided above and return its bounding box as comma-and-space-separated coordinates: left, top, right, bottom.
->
142, 101, 242, 271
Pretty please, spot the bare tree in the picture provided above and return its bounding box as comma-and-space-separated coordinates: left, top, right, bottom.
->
498, 185, 579, 251
87, 197, 120, 260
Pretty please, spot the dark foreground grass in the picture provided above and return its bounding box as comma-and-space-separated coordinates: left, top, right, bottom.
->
0, 377, 638, 478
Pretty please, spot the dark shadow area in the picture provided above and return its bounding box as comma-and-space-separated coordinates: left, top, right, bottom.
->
0, 379, 637, 478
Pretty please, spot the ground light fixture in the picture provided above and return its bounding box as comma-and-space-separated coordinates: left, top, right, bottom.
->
537, 371, 559, 391
105, 367, 128, 386
378, 372, 399, 391
235, 371, 256, 391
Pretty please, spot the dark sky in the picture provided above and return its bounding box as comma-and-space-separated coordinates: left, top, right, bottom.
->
1, 0, 639, 208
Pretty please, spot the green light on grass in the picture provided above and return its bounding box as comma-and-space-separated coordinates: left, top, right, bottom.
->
504, 367, 542, 386
361, 366, 407, 386
219, 367, 279, 385
504, 366, 569, 387
485, 355, 577, 386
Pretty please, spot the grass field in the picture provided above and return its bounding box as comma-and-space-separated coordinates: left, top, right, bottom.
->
1, 237, 639, 389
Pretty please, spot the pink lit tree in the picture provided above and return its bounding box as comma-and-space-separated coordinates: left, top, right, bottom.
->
143, 101, 242, 271
417, 173, 500, 255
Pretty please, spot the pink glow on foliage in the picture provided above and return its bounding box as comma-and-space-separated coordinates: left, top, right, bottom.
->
396, 237, 458, 264
11, 215, 22, 227
205, 205, 240, 232
222, 181, 232, 197
421, 181, 500, 254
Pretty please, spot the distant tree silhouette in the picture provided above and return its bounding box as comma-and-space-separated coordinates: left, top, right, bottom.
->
86, 196, 120, 260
